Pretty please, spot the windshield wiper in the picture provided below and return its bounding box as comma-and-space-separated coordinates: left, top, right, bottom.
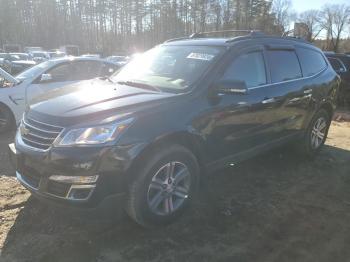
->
98, 76, 114, 83
117, 81, 162, 92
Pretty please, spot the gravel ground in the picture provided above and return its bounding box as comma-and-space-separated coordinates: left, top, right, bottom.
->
0, 119, 350, 262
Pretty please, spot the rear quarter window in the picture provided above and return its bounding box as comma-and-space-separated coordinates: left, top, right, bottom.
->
266, 50, 302, 83
296, 48, 327, 77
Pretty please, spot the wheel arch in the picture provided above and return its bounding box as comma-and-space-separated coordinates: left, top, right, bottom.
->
319, 102, 334, 120
125, 130, 206, 184
0, 101, 16, 127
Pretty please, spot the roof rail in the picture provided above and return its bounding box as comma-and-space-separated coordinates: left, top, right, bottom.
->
190, 29, 263, 39
164, 36, 193, 43
164, 29, 263, 43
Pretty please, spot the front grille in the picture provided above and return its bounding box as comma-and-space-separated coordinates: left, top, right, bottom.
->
21, 117, 63, 150
20, 168, 41, 189
47, 181, 70, 197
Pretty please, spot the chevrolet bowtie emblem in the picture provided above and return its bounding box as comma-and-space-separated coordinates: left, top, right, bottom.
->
20, 125, 30, 136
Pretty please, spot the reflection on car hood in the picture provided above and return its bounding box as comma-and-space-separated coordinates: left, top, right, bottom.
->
28, 79, 175, 126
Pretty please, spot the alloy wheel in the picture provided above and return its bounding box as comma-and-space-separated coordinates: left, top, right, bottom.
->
310, 117, 327, 149
147, 161, 191, 216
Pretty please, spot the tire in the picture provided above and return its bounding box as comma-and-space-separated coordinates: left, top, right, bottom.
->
298, 109, 331, 158
125, 144, 199, 227
0, 104, 15, 133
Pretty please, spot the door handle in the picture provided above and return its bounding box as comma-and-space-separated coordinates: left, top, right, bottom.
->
262, 97, 276, 104
303, 89, 312, 94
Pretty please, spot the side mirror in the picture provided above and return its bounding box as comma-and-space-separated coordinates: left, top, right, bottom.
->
213, 79, 248, 95
40, 73, 52, 83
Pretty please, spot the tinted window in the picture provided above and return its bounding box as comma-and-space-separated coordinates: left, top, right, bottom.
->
222, 51, 267, 88
267, 50, 302, 83
297, 48, 327, 77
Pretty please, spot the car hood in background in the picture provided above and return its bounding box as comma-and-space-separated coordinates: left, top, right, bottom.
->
27, 79, 176, 126
0, 67, 20, 84
12, 60, 36, 66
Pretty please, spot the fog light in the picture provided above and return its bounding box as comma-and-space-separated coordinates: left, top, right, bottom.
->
67, 185, 95, 200
49, 175, 99, 184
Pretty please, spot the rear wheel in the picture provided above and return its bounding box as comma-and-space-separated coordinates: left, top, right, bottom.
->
125, 144, 199, 227
0, 105, 15, 133
298, 109, 331, 158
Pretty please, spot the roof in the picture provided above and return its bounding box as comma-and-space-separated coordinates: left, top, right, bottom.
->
163, 30, 311, 47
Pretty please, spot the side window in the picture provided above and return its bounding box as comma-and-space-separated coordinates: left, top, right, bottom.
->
267, 50, 302, 83
71, 61, 102, 81
222, 51, 267, 88
297, 48, 327, 77
46, 63, 72, 82
328, 58, 346, 72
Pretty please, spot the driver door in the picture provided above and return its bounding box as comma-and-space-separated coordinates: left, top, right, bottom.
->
201, 46, 279, 163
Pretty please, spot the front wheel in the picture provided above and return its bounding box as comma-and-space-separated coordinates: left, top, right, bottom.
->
125, 144, 199, 227
298, 109, 331, 158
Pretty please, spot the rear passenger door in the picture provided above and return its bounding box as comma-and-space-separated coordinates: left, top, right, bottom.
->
263, 45, 313, 138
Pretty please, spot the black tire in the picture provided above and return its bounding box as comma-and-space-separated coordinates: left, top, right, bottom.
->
0, 104, 15, 133
125, 144, 199, 227
298, 109, 331, 158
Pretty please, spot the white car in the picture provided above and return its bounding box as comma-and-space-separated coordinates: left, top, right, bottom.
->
0, 57, 120, 132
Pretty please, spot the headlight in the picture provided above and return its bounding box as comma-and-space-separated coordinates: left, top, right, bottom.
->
58, 118, 133, 146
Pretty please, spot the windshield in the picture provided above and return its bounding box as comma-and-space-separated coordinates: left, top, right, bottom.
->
0, 53, 6, 59
16, 60, 53, 80
111, 45, 223, 92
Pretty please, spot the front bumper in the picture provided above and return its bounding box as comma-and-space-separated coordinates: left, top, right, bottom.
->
9, 137, 145, 208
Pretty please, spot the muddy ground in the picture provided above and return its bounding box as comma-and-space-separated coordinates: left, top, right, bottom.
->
0, 116, 350, 262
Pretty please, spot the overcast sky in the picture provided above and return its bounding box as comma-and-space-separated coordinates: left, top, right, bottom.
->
292, 0, 349, 13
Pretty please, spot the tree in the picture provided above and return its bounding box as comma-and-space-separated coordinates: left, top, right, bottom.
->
298, 10, 322, 42
319, 4, 350, 52
272, 0, 293, 34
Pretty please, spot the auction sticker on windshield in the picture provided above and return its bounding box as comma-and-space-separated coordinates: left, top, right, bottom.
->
187, 53, 215, 61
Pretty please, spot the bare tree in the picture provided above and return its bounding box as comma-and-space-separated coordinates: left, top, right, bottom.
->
298, 10, 322, 42
272, 0, 293, 34
319, 4, 350, 52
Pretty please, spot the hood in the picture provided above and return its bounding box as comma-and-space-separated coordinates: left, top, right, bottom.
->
12, 60, 36, 65
28, 79, 176, 126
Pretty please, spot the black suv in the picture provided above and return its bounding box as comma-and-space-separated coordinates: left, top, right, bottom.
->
9, 31, 339, 227
324, 52, 350, 107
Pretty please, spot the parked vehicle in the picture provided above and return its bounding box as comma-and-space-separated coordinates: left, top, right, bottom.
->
325, 53, 350, 107
81, 54, 101, 58
9, 31, 339, 227
24, 47, 43, 53
106, 55, 129, 66
0, 57, 121, 132
48, 51, 66, 59
3, 53, 36, 75
30, 51, 50, 63
59, 45, 79, 56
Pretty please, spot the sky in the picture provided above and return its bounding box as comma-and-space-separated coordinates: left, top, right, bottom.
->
292, 0, 349, 13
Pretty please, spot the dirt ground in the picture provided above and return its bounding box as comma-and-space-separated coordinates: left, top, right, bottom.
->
1, 115, 350, 262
